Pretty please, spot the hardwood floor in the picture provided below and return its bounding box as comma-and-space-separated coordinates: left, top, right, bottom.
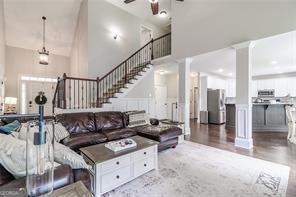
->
186, 120, 296, 197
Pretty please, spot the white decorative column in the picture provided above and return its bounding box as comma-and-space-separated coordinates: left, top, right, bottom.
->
233, 42, 254, 149
178, 58, 192, 135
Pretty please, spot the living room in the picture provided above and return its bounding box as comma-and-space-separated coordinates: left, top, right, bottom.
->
0, 0, 296, 197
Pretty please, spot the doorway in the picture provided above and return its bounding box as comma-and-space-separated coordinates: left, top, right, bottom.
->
140, 25, 153, 47
20, 76, 57, 116
155, 85, 168, 119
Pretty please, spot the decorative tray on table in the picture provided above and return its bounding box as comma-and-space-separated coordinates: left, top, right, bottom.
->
104, 138, 137, 152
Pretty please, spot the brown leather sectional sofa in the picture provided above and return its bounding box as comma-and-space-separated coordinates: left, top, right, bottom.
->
57, 111, 182, 152
0, 111, 181, 196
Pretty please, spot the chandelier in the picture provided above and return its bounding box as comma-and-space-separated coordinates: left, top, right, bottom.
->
39, 16, 49, 65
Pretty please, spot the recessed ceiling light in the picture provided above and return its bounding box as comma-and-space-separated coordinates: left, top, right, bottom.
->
149, 0, 159, 3
218, 68, 224, 73
271, 61, 278, 65
229, 73, 233, 76
159, 10, 167, 17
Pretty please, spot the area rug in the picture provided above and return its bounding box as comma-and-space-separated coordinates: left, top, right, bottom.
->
104, 141, 290, 197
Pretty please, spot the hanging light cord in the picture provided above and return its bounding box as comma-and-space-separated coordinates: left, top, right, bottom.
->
42, 16, 46, 50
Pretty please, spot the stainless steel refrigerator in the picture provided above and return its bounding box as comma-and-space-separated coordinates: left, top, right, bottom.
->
207, 89, 226, 124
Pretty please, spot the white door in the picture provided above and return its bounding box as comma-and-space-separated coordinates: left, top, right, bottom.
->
155, 86, 167, 119
140, 26, 153, 47
23, 81, 56, 116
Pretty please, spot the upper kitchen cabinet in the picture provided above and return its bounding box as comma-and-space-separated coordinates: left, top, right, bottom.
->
252, 77, 296, 97
275, 78, 288, 97
287, 77, 296, 96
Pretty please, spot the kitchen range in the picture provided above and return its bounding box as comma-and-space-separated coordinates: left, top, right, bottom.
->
226, 89, 295, 132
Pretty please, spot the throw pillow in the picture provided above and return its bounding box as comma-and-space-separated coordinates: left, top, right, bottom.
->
18, 122, 69, 142
54, 142, 90, 170
54, 123, 70, 142
0, 134, 42, 178
0, 120, 21, 134
125, 110, 149, 128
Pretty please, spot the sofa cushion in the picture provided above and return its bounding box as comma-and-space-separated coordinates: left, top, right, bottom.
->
56, 113, 96, 134
135, 125, 182, 142
62, 132, 107, 152
94, 111, 125, 131
102, 128, 137, 141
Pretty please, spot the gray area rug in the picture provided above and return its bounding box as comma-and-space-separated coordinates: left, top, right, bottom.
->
104, 141, 290, 197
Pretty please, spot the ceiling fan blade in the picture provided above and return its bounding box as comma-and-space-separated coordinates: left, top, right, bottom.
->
151, 2, 159, 15
124, 0, 136, 3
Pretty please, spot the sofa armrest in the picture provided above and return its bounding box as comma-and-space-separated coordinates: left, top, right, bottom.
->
0, 164, 74, 196
73, 169, 91, 191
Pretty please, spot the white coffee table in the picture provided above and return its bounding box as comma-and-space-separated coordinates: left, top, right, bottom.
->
80, 136, 158, 197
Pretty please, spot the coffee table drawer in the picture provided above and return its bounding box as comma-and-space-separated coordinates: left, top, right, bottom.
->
134, 156, 155, 178
101, 155, 131, 174
134, 146, 155, 161
101, 166, 131, 193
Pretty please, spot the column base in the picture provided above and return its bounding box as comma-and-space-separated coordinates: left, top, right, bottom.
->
184, 127, 191, 135
235, 137, 253, 149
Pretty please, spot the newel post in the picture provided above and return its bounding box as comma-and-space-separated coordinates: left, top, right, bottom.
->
96, 77, 100, 107
62, 73, 67, 109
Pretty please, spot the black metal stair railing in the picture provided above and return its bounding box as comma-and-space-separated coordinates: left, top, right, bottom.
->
53, 33, 171, 112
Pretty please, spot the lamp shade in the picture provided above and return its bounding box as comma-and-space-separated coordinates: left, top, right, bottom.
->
39, 50, 49, 65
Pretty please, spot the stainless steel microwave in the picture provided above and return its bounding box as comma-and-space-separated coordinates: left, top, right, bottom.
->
257, 89, 275, 98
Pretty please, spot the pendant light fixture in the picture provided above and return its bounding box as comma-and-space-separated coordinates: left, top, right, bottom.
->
39, 16, 49, 65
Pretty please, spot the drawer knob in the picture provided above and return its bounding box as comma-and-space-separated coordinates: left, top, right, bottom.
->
144, 152, 147, 155
144, 163, 147, 167
116, 161, 120, 165
116, 175, 120, 179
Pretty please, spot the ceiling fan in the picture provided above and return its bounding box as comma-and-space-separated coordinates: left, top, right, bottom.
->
124, 0, 184, 15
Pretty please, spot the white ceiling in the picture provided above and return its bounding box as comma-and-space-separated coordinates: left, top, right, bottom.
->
4, 0, 81, 56
190, 31, 296, 78
106, 0, 171, 28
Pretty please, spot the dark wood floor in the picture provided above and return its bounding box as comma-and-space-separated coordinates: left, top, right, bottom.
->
185, 120, 296, 197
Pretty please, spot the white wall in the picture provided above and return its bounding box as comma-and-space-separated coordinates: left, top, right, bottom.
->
0, 0, 5, 79
88, 0, 167, 78
172, 0, 296, 59
5, 46, 70, 98
124, 69, 155, 98
207, 74, 228, 90
200, 76, 208, 111
70, 0, 88, 78
166, 73, 178, 99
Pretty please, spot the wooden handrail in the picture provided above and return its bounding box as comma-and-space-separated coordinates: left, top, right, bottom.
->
64, 76, 97, 82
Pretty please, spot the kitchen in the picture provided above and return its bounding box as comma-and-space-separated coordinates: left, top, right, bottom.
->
195, 30, 296, 136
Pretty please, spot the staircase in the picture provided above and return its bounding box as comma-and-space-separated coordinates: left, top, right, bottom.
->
53, 33, 171, 113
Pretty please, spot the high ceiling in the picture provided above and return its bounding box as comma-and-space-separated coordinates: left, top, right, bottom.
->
3, 0, 81, 56
190, 31, 296, 77
106, 0, 171, 28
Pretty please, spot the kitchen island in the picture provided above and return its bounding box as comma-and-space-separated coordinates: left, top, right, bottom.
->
226, 103, 292, 132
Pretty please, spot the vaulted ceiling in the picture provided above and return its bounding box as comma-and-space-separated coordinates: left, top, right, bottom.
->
3, 0, 81, 56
